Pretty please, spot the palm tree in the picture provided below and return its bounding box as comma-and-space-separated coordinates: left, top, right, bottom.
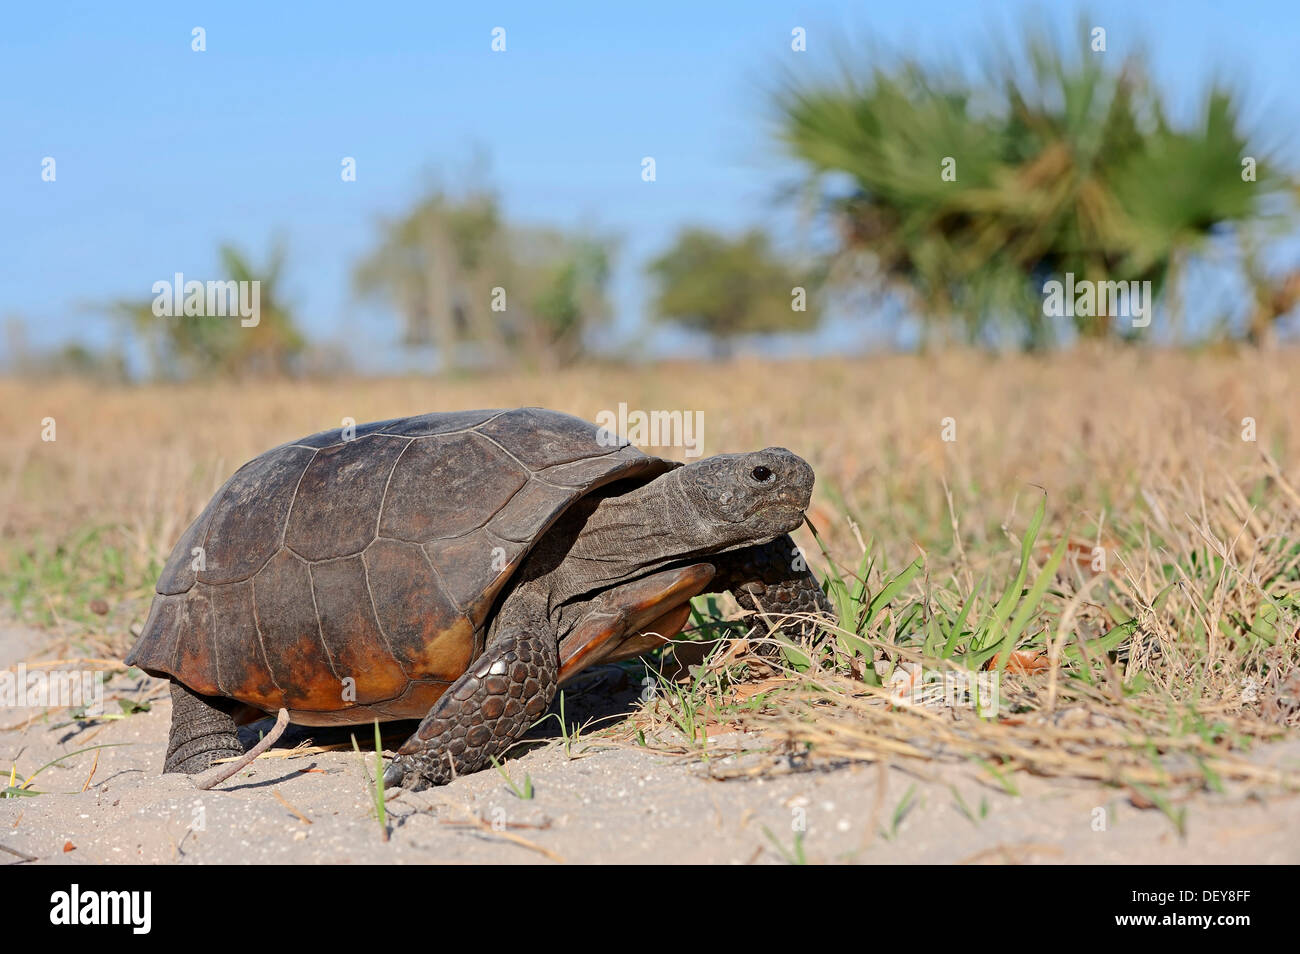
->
113, 241, 304, 378
216, 243, 305, 375
775, 22, 1294, 347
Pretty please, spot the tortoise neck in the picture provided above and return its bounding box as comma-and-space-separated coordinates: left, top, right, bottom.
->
543, 471, 704, 601
578, 470, 695, 558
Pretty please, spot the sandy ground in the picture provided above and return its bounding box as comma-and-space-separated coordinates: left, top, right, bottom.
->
3, 622, 1299, 865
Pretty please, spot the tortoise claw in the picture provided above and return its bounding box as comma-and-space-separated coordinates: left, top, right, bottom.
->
383, 755, 433, 791
381, 759, 406, 789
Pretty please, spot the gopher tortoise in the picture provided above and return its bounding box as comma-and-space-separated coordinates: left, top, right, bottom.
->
126, 408, 831, 789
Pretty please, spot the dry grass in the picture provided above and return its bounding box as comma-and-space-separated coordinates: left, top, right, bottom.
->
4, 345, 1300, 794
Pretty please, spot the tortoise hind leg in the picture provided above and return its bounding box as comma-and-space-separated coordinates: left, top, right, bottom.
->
164, 681, 244, 773
382, 619, 558, 791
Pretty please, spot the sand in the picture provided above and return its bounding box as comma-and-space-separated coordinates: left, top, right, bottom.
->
3, 622, 1298, 865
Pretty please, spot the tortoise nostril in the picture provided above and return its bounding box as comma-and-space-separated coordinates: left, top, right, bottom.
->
751, 465, 774, 483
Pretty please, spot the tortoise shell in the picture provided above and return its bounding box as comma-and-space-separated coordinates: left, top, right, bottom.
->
125, 408, 675, 725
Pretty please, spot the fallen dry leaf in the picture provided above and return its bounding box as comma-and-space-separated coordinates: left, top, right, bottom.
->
731, 676, 792, 702
986, 650, 1051, 674
1128, 788, 1156, 810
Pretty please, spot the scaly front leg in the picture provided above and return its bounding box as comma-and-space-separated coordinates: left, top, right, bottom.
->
711, 533, 833, 646
382, 623, 557, 790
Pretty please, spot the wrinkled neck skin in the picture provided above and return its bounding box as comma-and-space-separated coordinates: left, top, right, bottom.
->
556, 470, 706, 591
497, 469, 745, 634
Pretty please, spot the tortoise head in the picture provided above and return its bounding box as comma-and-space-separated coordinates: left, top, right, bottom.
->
671, 447, 815, 549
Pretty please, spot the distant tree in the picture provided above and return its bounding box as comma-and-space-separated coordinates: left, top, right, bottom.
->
1, 318, 128, 381
114, 242, 304, 378
507, 229, 616, 368
775, 22, 1297, 347
646, 228, 821, 354
1241, 229, 1300, 349
353, 189, 509, 366
215, 244, 305, 375
1, 317, 30, 375
354, 187, 616, 368
42, 342, 130, 382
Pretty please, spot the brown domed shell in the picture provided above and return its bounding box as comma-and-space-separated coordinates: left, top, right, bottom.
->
125, 408, 674, 724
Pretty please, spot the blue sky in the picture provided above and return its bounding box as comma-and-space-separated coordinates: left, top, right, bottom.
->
3, 1, 1298, 369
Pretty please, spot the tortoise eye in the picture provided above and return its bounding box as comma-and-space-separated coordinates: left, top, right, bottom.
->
751, 465, 774, 483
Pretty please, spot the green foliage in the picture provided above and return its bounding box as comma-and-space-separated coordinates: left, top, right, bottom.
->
775, 21, 1296, 347
4, 744, 129, 798
3, 525, 138, 627
879, 784, 920, 840
354, 187, 615, 368
114, 242, 304, 378
351, 722, 389, 841
646, 227, 821, 347
490, 756, 534, 799
762, 826, 808, 864
509, 229, 617, 368
354, 189, 504, 352
817, 494, 1138, 682
0, 324, 129, 381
